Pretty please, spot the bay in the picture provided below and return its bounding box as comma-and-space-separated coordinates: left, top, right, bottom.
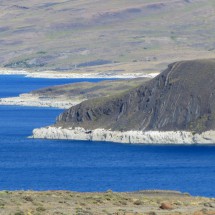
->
0, 75, 214, 197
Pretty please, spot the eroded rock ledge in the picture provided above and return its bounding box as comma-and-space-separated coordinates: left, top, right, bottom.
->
31, 126, 215, 144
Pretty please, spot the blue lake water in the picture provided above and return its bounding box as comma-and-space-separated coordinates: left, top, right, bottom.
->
0, 75, 115, 98
0, 75, 215, 197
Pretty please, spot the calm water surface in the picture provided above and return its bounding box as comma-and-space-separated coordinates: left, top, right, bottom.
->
0, 75, 115, 98
0, 75, 214, 197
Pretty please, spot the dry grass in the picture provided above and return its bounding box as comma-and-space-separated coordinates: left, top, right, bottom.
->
0, 0, 215, 74
31, 77, 150, 101
0, 190, 214, 215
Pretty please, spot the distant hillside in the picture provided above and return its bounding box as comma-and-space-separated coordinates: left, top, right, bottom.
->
56, 59, 215, 133
0, 0, 215, 71
31, 78, 150, 101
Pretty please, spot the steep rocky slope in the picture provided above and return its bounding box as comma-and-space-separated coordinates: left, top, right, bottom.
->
56, 59, 215, 133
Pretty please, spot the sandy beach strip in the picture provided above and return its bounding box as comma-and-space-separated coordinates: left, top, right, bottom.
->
0, 94, 83, 109
0, 68, 159, 79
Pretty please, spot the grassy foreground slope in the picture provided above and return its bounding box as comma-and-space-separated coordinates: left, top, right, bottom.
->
0, 190, 214, 215
0, 0, 215, 74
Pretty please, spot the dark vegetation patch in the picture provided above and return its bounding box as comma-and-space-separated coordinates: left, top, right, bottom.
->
5, 56, 55, 68
11, 5, 29, 10
0, 26, 10, 32
77, 60, 113, 67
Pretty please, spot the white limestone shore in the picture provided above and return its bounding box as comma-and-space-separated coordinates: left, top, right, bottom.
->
31, 126, 215, 144
0, 68, 159, 79
0, 94, 83, 109
0, 69, 28, 75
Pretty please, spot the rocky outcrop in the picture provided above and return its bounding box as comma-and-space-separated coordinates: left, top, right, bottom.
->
56, 59, 215, 133
160, 202, 174, 210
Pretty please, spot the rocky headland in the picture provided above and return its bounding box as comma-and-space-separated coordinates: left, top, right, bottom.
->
32, 59, 215, 144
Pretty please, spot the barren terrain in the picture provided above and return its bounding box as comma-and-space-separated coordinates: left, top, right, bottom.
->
0, 0, 215, 76
0, 190, 214, 215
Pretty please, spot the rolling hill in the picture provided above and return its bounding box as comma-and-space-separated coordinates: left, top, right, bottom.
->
0, 0, 215, 74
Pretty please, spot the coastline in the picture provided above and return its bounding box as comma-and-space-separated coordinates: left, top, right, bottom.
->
31, 126, 215, 144
0, 93, 83, 109
0, 69, 156, 109
0, 68, 159, 79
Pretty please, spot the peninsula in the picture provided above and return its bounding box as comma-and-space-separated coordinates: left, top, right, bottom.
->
0, 77, 151, 108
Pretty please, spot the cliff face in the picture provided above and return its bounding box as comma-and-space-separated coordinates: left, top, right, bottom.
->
56, 59, 215, 132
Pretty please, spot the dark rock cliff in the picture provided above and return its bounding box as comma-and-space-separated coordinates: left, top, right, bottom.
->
56, 59, 215, 132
